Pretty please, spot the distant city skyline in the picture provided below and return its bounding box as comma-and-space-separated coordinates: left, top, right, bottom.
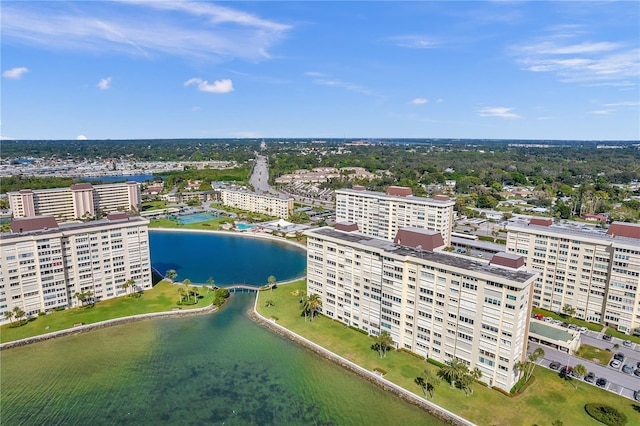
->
2, 1, 639, 141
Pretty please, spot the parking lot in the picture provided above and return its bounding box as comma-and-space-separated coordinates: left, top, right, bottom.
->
530, 326, 640, 401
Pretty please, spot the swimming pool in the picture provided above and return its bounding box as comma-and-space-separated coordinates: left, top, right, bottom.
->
175, 212, 220, 224
236, 223, 257, 230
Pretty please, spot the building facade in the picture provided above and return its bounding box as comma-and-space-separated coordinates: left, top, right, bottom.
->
220, 188, 293, 219
0, 214, 152, 323
8, 182, 141, 223
335, 186, 455, 246
506, 219, 640, 335
306, 225, 536, 392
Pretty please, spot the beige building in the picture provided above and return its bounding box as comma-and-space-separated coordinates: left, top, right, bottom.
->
306, 224, 537, 392
506, 218, 640, 335
0, 213, 152, 323
8, 182, 141, 223
220, 188, 293, 219
335, 186, 455, 246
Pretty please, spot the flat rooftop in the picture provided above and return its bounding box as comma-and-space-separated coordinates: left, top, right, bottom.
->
309, 227, 536, 284
529, 321, 574, 343
336, 188, 455, 205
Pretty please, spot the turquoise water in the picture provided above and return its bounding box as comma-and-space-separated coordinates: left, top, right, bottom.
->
174, 212, 220, 225
0, 294, 445, 425
236, 223, 257, 230
149, 231, 306, 285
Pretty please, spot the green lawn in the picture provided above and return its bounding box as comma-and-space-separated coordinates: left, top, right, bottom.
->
258, 281, 640, 426
1, 281, 215, 343
148, 216, 233, 230
605, 327, 639, 343
140, 200, 170, 211
576, 344, 614, 366
532, 307, 605, 332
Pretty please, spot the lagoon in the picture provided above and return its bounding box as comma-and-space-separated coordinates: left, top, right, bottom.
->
149, 230, 306, 285
0, 294, 444, 425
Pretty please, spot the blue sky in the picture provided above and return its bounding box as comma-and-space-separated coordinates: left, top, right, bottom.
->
2, 1, 639, 141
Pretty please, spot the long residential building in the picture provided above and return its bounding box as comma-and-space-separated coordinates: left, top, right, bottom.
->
8, 182, 141, 223
220, 188, 293, 219
506, 218, 640, 335
0, 213, 152, 323
335, 186, 455, 246
306, 224, 537, 392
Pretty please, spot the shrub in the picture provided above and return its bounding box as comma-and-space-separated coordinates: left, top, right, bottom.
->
373, 367, 387, 376
478, 235, 494, 242
510, 375, 535, 395
348, 325, 369, 335
397, 348, 425, 360
584, 404, 627, 426
426, 358, 446, 368
38, 312, 46, 317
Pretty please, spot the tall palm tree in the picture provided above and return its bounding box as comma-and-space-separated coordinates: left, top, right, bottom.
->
572, 364, 588, 389
301, 294, 310, 321
307, 293, 322, 322
421, 368, 440, 398
123, 278, 135, 296
12, 307, 26, 325
4, 310, 14, 324
182, 279, 192, 303
461, 368, 483, 395
438, 359, 468, 389
267, 275, 276, 291
373, 331, 394, 358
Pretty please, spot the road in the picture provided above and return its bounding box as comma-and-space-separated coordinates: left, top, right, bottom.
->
249, 155, 271, 193
529, 329, 640, 400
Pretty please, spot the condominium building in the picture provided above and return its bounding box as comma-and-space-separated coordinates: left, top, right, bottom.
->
0, 213, 152, 323
335, 186, 455, 246
306, 224, 537, 392
8, 182, 141, 223
506, 218, 640, 335
220, 188, 293, 219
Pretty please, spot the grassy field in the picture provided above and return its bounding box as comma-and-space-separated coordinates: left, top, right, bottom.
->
258, 281, 640, 426
148, 216, 233, 230
576, 344, 614, 366
140, 200, 170, 211
0, 281, 215, 343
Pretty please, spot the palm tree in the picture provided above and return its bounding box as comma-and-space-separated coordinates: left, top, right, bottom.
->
123, 278, 135, 296
182, 279, 192, 303
373, 331, 394, 358
265, 299, 274, 307
461, 368, 482, 395
416, 368, 440, 398
438, 359, 468, 389
206, 277, 216, 289
166, 269, 178, 282
75, 291, 87, 307
572, 364, 588, 389
301, 294, 310, 321
562, 304, 576, 323
306, 293, 322, 322
4, 310, 14, 324
267, 275, 276, 291
13, 307, 26, 325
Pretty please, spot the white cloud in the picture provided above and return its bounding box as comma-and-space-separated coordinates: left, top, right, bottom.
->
2, 2, 290, 62
388, 35, 439, 49
185, 78, 234, 94
305, 73, 371, 95
76, 134, 88, 140
590, 109, 615, 115
603, 101, 639, 107
410, 98, 428, 105
3, 67, 28, 79
478, 107, 521, 119
97, 77, 112, 90
512, 29, 639, 85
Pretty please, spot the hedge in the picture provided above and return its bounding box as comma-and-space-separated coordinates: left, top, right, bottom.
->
584, 404, 627, 426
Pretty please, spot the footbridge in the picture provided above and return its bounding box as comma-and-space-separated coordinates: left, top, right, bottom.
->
222, 283, 275, 293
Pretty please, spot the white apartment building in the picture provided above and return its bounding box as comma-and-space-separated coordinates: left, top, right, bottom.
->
506, 218, 640, 335
0, 213, 152, 323
306, 224, 537, 392
335, 186, 455, 246
220, 188, 293, 219
8, 182, 141, 223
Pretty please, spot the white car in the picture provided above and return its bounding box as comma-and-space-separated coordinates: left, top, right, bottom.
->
578, 327, 588, 333
610, 359, 622, 369
623, 340, 632, 347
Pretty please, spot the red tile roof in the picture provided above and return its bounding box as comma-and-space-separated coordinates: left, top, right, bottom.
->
394, 228, 444, 251
11, 216, 59, 233
530, 218, 552, 227
490, 252, 525, 269
335, 222, 359, 232
386, 186, 413, 197
607, 222, 640, 240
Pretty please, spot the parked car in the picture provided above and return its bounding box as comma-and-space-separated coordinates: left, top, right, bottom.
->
622, 364, 634, 374
602, 334, 612, 341
622, 340, 632, 347
534, 313, 544, 320
613, 352, 625, 362
560, 365, 574, 377
610, 359, 622, 369
568, 324, 578, 331
634, 369, 640, 378
578, 327, 588, 333
544, 317, 553, 323
596, 378, 607, 387
549, 361, 562, 370
585, 372, 596, 383
635, 390, 640, 402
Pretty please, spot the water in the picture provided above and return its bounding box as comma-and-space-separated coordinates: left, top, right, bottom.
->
236, 223, 257, 230
149, 231, 306, 285
0, 294, 445, 425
